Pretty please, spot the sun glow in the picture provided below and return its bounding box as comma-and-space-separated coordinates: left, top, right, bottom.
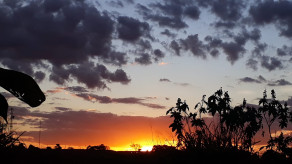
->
141, 146, 153, 152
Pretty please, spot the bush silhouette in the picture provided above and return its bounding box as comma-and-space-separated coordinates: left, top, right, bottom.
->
167, 88, 292, 156
87, 144, 110, 151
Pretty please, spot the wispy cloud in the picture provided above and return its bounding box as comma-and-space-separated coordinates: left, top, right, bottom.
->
268, 79, 292, 86
74, 93, 166, 109
159, 78, 171, 82
159, 78, 190, 87
238, 75, 292, 86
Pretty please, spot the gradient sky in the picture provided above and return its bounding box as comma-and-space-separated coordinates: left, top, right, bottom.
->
0, 0, 292, 150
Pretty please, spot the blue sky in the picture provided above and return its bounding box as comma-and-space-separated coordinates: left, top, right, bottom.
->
0, 0, 292, 148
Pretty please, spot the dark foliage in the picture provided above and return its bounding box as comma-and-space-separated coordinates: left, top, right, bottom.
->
87, 144, 110, 151
167, 88, 292, 158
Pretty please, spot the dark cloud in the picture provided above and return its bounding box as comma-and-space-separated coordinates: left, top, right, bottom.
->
102, 51, 128, 66
183, 5, 200, 20
211, 0, 245, 21
205, 28, 261, 64
258, 75, 267, 83
277, 45, 292, 56
159, 78, 171, 82
221, 42, 245, 64
0, 0, 132, 89
160, 29, 177, 38
170, 40, 181, 56
107, 1, 124, 8
260, 56, 283, 71
246, 43, 268, 70
65, 86, 89, 93
268, 79, 292, 86
252, 43, 267, 56
221, 28, 261, 64
199, 0, 245, 29
179, 34, 206, 59
55, 107, 72, 112
49, 62, 131, 89
117, 16, 151, 42
209, 49, 220, 58
250, 0, 292, 38
135, 53, 152, 65
147, 15, 188, 29
239, 77, 261, 84
239, 76, 292, 87
125, 0, 134, 4
33, 71, 46, 83
214, 21, 236, 29
136, 39, 152, 51
137, 1, 201, 29
74, 93, 166, 109
153, 49, 165, 62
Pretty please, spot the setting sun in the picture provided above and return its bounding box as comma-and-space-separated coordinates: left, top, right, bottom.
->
141, 146, 153, 152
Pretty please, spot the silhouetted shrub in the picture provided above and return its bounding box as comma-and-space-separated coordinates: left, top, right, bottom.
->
0, 131, 24, 149
28, 144, 39, 150
152, 145, 176, 152
87, 144, 110, 151
167, 88, 292, 155
55, 144, 62, 150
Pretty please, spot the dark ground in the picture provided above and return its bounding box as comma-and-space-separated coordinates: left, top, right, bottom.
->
0, 149, 291, 164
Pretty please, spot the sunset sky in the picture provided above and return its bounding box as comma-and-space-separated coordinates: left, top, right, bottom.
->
0, 0, 292, 150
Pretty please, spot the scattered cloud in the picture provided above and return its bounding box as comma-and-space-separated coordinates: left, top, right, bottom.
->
135, 53, 152, 65
46, 87, 65, 94
74, 93, 166, 109
159, 78, 171, 82
160, 29, 177, 38
0, 0, 132, 89
64, 86, 89, 93
174, 82, 191, 87
117, 16, 151, 42
159, 78, 190, 87
250, 0, 292, 38
238, 75, 291, 87
239, 77, 262, 84
268, 79, 292, 86
55, 107, 72, 112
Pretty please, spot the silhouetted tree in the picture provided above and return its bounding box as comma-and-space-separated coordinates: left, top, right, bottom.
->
258, 90, 292, 156
152, 145, 176, 152
28, 144, 39, 150
54, 144, 62, 150
87, 144, 110, 151
167, 88, 292, 154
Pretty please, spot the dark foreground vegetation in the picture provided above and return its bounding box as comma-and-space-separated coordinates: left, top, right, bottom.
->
166, 88, 292, 163
0, 148, 291, 164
